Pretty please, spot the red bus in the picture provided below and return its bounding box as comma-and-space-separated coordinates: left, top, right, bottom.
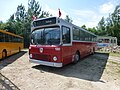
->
29, 17, 97, 67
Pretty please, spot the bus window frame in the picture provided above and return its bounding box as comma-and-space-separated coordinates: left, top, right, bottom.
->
0, 30, 23, 43
61, 25, 72, 46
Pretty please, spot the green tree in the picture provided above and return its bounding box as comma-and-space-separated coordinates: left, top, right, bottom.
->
97, 17, 106, 36
98, 17, 105, 30
0, 21, 8, 30
24, 0, 51, 47
15, 4, 26, 22
5, 14, 16, 33
81, 25, 87, 30
105, 4, 120, 44
96, 4, 120, 45
2, 0, 51, 48
88, 27, 98, 35
64, 15, 73, 23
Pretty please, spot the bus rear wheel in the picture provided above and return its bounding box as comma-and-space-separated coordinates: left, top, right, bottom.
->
73, 52, 80, 64
2, 50, 7, 59
91, 47, 95, 55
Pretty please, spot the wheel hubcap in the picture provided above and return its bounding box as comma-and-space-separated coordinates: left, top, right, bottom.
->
75, 54, 79, 61
2, 52, 5, 58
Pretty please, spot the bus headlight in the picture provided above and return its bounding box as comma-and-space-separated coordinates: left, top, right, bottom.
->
29, 54, 32, 58
53, 56, 57, 61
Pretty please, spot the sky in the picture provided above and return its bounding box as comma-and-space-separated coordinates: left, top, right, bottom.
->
0, 0, 119, 28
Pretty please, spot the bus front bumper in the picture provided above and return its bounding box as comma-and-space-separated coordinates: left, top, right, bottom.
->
29, 59, 63, 67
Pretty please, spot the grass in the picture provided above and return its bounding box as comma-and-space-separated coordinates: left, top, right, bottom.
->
109, 53, 120, 57
107, 60, 120, 78
96, 50, 120, 75
117, 70, 120, 75
109, 60, 120, 65
96, 50, 120, 57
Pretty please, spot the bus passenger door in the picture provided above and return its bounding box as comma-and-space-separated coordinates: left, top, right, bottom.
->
61, 26, 72, 65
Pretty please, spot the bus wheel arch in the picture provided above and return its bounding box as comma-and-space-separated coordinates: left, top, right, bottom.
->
92, 47, 95, 54
2, 49, 7, 59
73, 50, 80, 64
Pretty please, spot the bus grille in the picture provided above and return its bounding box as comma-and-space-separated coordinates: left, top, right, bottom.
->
33, 54, 50, 61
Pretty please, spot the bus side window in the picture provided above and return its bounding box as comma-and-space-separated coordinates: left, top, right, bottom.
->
0, 32, 5, 42
73, 27, 80, 40
62, 26, 71, 44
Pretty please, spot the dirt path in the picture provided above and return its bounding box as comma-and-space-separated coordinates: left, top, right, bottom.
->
0, 51, 120, 90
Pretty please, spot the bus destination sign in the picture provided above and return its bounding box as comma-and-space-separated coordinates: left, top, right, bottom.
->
33, 17, 56, 27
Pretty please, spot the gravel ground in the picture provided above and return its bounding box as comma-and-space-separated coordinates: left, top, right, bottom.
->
0, 50, 120, 90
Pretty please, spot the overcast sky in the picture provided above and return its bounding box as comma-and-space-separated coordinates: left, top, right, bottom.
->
0, 0, 119, 28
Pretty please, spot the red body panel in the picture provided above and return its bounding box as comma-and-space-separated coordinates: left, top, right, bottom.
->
72, 42, 96, 58
29, 41, 96, 66
61, 42, 96, 65
61, 46, 72, 65
29, 45, 62, 63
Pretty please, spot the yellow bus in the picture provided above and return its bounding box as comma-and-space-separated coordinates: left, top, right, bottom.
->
0, 30, 24, 59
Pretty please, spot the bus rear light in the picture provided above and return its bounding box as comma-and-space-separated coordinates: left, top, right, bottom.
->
55, 48, 60, 51
29, 54, 32, 58
53, 56, 58, 61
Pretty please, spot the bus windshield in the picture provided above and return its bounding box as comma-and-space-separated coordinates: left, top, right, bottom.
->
31, 27, 60, 45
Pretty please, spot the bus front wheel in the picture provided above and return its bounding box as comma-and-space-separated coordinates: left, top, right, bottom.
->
2, 50, 7, 59
73, 52, 80, 64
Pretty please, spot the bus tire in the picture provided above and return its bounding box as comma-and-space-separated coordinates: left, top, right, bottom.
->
91, 47, 95, 55
73, 51, 80, 64
2, 50, 7, 59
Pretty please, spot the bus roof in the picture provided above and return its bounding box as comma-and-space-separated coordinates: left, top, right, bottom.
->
59, 17, 97, 37
32, 17, 97, 37
0, 30, 23, 38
